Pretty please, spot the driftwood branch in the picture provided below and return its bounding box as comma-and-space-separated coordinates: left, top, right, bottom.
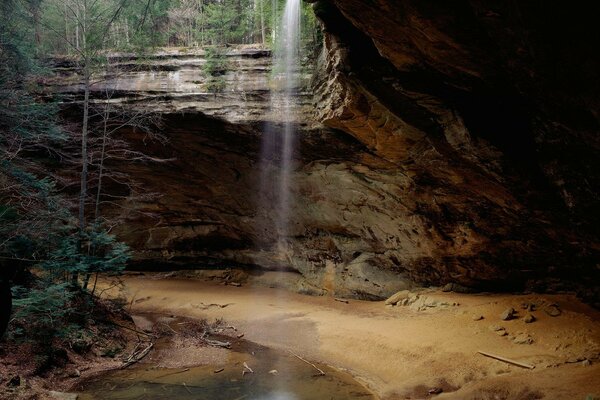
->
205, 338, 231, 348
243, 362, 253, 373
477, 351, 535, 369
121, 342, 154, 369
289, 351, 325, 376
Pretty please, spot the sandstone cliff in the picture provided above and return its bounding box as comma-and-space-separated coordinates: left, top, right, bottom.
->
49, 1, 600, 303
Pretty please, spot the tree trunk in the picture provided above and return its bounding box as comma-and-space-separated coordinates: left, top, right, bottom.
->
76, 67, 90, 286
0, 280, 11, 339
260, 0, 265, 46
64, 2, 69, 53
75, 4, 80, 51
32, 5, 41, 51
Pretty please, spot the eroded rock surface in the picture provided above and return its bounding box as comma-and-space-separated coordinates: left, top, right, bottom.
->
309, 0, 599, 300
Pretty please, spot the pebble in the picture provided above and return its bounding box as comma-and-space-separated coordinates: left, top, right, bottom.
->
523, 313, 536, 323
500, 307, 516, 320
513, 333, 534, 344
545, 304, 562, 317
472, 315, 484, 321
489, 325, 505, 331
521, 302, 537, 311
582, 359, 592, 367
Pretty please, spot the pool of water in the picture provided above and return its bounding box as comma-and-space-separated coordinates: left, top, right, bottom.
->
78, 346, 375, 400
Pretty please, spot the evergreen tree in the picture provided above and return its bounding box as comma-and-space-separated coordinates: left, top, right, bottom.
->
203, 46, 229, 94
0, 0, 133, 341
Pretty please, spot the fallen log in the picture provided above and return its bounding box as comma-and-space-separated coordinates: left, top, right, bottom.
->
477, 351, 535, 369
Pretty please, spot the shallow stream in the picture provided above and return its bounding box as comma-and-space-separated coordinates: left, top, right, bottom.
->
78, 343, 375, 400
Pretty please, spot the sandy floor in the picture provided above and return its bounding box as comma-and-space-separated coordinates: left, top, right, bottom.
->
110, 274, 600, 400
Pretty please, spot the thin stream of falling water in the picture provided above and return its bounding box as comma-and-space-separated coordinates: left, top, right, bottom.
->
258, 0, 301, 260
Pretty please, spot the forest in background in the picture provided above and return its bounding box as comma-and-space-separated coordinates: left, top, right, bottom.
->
0, 0, 321, 363
36, 0, 320, 53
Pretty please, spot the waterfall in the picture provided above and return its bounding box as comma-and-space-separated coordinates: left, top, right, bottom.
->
258, 0, 302, 264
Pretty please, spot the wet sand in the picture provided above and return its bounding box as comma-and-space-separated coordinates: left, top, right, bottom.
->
109, 274, 600, 399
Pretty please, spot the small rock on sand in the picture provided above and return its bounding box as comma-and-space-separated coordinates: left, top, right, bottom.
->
472, 315, 484, 321
500, 308, 516, 320
513, 333, 534, 344
385, 290, 410, 306
523, 313, 536, 323
521, 302, 537, 311
545, 304, 561, 317
489, 325, 507, 336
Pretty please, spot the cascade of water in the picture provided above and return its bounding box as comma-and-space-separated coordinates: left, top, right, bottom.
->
258, 0, 301, 262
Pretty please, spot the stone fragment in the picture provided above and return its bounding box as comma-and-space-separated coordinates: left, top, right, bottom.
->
489, 325, 504, 331
441, 283, 453, 292
521, 302, 537, 311
68, 369, 81, 378
472, 314, 484, 321
523, 313, 536, 323
582, 359, 592, 367
513, 333, 534, 344
500, 308, 516, 320
496, 329, 508, 336
545, 304, 561, 317
384, 290, 410, 306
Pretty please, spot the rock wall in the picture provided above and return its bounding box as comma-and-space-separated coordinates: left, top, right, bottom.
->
308, 0, 599, 299
50, 0, 600, 302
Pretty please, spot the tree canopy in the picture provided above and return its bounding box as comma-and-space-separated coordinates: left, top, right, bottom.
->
36, 0, 320, 53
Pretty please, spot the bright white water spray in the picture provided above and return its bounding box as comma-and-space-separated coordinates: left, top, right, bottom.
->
259, 0, 302, 258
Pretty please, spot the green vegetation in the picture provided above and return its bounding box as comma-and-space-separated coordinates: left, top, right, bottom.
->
203, 46, 229, 94
36, 0, 321, 53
